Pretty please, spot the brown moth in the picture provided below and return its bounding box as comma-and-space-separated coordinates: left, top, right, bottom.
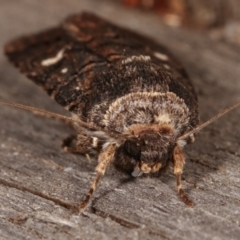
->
2, 12, 240, 211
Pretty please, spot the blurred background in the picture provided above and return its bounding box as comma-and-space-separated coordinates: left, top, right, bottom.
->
120, 0, 240, 44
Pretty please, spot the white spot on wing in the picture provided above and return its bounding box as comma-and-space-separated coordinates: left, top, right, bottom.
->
154, 52, 169, 61
61, 68, 68, 73
163, 64, 170, 69
41, 48, 65, 67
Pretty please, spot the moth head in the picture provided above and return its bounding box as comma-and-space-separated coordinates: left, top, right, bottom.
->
123, 124, 175, 176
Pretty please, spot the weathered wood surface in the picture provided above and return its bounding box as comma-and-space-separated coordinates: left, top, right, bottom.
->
0, 0, 240, 239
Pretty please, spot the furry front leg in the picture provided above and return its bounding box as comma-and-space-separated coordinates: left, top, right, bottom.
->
173, 145, 193, 207
62, 134, 93, 154
78, 143, 117, 212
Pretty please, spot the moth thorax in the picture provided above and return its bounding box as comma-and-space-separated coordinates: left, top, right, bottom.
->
102, 92, 190, 135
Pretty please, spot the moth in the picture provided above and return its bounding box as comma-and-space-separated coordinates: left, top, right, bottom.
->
2, 12, 240, 211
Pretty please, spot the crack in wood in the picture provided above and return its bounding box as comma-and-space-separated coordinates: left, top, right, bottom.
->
214, 146, 240, 158
189, 158, 219, 170
92, 208, 140, 229
92, 208, 169, 238
0, 178, 76, 211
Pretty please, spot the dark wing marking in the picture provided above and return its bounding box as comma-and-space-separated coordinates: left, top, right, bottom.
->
64, 13, 198, 127
4, 25, 108, 113
63, 13, 198, 126
64, 13, 182, 66
5, 12, 198, 126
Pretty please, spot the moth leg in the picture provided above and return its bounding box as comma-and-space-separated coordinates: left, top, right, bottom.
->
62, 135, 78, 153
78, 143, 117, 212
62, 134, 92, 156
173, 145, 193, 207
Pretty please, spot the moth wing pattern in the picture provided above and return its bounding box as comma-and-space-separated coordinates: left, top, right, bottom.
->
4, 12, 202, 210
5, 12, 198, 128
4, 24, 109, 115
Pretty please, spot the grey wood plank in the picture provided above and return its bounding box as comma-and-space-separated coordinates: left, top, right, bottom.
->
0, 185, 151, 240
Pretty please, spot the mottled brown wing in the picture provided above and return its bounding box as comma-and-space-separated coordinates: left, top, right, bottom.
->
63, 13, 198, 125
63, 13, 183, 68
5, 12, 198, 126
4, 24, 108, 113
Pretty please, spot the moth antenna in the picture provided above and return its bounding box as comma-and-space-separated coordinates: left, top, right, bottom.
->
178, 100, 240, 140
0, 98, 96, 128
0, 99, 122, 139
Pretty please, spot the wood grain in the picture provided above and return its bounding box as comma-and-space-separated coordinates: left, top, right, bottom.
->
0, 0, 240, 239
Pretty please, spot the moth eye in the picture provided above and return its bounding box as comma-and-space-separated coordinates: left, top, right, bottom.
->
124, 139, 142, 160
